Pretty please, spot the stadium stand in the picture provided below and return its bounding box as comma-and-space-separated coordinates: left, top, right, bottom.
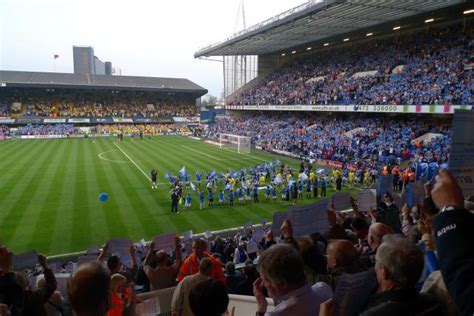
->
205, 113, 452, 166
229, 25, 472, 106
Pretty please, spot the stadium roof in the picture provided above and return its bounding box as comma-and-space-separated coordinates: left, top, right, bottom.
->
195, 0, 468, 57
0, 70, 207, 96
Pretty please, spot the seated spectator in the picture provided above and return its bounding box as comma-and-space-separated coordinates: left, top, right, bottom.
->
279, 219, 299, 250
142, 241, 181, 290
325, 209, 355, 242
36, 274, 67, 316
15, 254, 57, 316
98, 244, 137, 284
235, 262, 259, 296
295, 236, 326, 284
171, 257, 213, 316
177, 238, 225, 284
224, 262, 244, 295
253, 244, 332, 315
372, 193, 402, 233
0, 247, 24, 315
107, 274, 132, 316
260, 230, 276, 250
67, 261, 111, 316
351, 216, 370, 240
189, 279, 233, 316
357, 222, 393, 267
360, 235, 445, 315
317, 239, 366, 290
431, 169, 474, 315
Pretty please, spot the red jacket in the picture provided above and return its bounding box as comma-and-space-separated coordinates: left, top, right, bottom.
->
177, 252, 226, 285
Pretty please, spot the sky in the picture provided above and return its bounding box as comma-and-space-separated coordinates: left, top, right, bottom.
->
0, 0, 307, 98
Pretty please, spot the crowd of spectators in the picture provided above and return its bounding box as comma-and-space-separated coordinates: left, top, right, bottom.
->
230, 26, 473, 106
0, 169, 472, 315
3, 123, 190, 137
95, 124, 190, 136
10, 124, 78, 136
12, 101, 196, 118
1, 92, 197, 118
205, 113, 452, 166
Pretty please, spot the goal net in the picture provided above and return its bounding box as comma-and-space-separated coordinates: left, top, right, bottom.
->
219, 134, 252, 154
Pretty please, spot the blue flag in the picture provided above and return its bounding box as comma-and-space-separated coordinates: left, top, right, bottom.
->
407, 183, 414, 208
415, 163, 428, 181
427, 162, 439, 181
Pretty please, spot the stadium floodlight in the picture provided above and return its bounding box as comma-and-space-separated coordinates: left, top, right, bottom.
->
324, 43, 330, 47
307, 47, 312, 51
464, 9, 474, 15
366, 32, 373, 37
425, 18, 434, 23
292, 50, 296, 54
393, 26, 401, 31
343, 38, 350, 42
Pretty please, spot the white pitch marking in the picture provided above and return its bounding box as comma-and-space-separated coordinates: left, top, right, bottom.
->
181, 145, 223, 161
217, 146, 268, 162
113, 142, 152, 182
98, 150, 130, 164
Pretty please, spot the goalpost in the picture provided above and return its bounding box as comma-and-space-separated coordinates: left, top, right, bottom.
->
219, 134, 252, 154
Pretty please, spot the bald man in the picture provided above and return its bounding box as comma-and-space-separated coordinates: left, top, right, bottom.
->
357, 222, 394, 268
67, 261, 111, 316
318, 239, 367, 290
143, 242, 182, 290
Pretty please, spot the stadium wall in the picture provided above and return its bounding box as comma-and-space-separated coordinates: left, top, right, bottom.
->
224, 104, 472, 115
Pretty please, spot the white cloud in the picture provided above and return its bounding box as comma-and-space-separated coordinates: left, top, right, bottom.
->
0, 0, 306, 97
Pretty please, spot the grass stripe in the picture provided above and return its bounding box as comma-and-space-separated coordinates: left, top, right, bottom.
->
0, 137, 355, 255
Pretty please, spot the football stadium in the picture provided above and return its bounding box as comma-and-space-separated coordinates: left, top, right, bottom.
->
0, 0, 473, 315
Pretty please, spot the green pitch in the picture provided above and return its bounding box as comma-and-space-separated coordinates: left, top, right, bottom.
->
0, 136, 340, 256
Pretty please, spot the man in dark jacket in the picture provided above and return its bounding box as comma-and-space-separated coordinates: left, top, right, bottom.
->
0, 247, 23, 315
361, 235, 445, 315
316, 239, 367, 291
224, 262, 243, 294
375, 193, 402, 233
431, 169, 474, 315
171, 188, 179, 214
16, 254, 57, 316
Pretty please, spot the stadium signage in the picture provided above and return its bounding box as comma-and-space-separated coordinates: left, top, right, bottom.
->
16, 118, 43, 124
68, 118, 90, 123
19, 135, 67, 139
326, 160, 344, 168
112, 117, 133, 123
225, 104, 472, 114
0, 118, 15, 124
94, 118, 111, 123
133, 118, 153, 123
44, 118, 67, 123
